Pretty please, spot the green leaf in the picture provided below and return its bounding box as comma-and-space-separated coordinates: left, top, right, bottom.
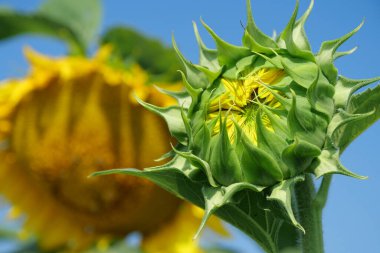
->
234, 123, 284, 186
171, 145, 218, 187
209, 118, 243, 186
245, 0, 277, 49
201, 19, 251, 67
287, 95, 326, 147
200, 184, 278, 253
256, 109, 289, 177
336, 84, 380, 153
243, 0, 279, 55
334, 75, 380, 109
293, 0, 314, 52
91, 167, 278, 253
101, 27, 183, 82
154, 86, 191, 109
267, 176, 305, 233
178, 71, 202, 102
281, 56, 319, 89
92, 166, 205, 206
279, 0, 314, 61
316, 21, 363, 84
38, 0, 102, 50
282, 138, 321, 176
243, 30, 277, 55
195, 183, 264, 238
310, 149, 367, 179
306, 70, 335, 119
0, 9, 84, 54
136, 97, 188, 145
193, 22, 221, 72
262, 106, 291, 139
172, 36, 209, 89
327, 108, 374, 148
333, 47, 357, 60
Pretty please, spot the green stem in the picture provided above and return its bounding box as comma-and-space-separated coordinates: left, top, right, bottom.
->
295, 174, 325, 253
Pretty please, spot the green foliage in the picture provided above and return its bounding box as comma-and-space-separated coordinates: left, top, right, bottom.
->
336, 84, 380, 153
93, 168, 278, 253
38, 0, 102, 50
101, 27, 183, 82
0, 0, 102, 54
0, 9, 84, 53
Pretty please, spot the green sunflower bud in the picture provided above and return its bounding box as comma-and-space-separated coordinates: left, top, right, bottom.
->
94, 1, 380, 252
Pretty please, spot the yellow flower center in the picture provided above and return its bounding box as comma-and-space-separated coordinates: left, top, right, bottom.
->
208, 68, 285, 144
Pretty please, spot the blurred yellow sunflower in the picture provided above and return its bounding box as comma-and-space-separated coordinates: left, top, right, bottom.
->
0, 47, 227, 252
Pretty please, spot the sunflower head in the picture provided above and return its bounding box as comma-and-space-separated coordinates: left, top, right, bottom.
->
135, 0, 379, 234
0, 47, 189, 251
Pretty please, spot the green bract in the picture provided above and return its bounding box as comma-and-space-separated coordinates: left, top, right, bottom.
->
94, 1, 380, 252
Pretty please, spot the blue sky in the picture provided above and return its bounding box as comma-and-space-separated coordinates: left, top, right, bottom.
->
0, 0, 379, 252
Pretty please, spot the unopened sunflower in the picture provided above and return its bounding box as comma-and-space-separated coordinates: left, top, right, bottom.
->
97, 1, 380, 252
0, 47, 226, 252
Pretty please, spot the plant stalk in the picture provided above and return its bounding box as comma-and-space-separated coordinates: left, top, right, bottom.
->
295, 174, 325, 253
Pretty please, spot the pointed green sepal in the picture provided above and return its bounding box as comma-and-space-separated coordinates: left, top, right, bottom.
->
177, 70, 203, 114
334, 75, 380, 108
335, 84, 380, 153
280, 0, 315, 61
327, 108, 375, 147
288, 94, 314, 133
172, 35, 209, 89
154, 85, 191, 109
209, 115, 243, 185
282, 138, 321, 176
194, 64, 223, 84
154, 147, 178, 162
253, 51, 284, 69
258, 82, 292, 110
261, 106, 290, 138
243, 30, 277, 55
90, 164, 205, 206
267, 176, 305, 233
288, 93, 328, 147
195, 183, 265, 239
201, 18, 251, 67
136, 96, 187, 145
281, 57, 319, 89
256, 109, 288, 172
180, 106, 192, 145
293, 0, 314, 51
310, 149, 367, 179
245, 0, 277, 49
333, 46, 357, 60
193, 21, 221, 71
316, 20, 364, 84
171, 144, 218, 187
235, 55, 259, 77
306, 70, 335, 119
234, 123, 284, 186
192, 122, 212, 159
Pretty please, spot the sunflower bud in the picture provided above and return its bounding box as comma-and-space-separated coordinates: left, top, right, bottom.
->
134, 0, 380, 238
